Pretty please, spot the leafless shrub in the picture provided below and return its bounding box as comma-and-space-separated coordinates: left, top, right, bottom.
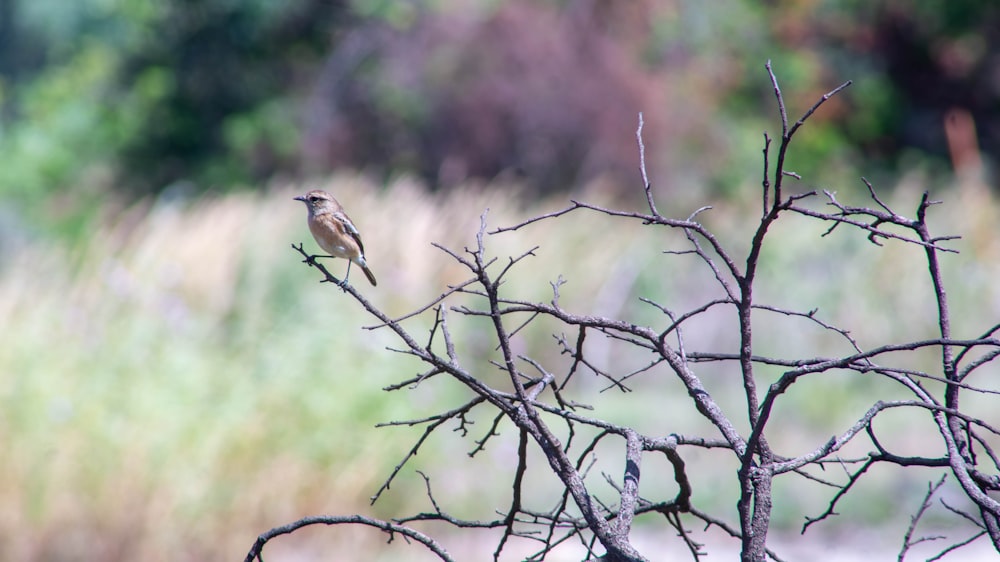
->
248, 62, 1000, 562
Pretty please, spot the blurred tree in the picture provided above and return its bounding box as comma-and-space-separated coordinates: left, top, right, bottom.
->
769, 0, 1000, 179
873, 0, 1000, 169
304, 1, 662, 194
304, 0, 1000, 194
1, 0, 998, 211
114, 0, 348, 193
0, 0, 348, 202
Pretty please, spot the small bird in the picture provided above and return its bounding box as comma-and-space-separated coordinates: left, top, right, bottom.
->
294, 189, 377, 286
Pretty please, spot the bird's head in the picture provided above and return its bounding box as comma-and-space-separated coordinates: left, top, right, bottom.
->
294, 190, 338, 214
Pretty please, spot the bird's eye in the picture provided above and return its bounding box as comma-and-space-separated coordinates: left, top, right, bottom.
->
309, 196, 320, 202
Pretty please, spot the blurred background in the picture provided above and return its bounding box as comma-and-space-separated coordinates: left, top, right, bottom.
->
1, 0, 999, 560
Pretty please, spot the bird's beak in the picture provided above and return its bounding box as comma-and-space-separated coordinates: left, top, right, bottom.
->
293, 195, 306, 202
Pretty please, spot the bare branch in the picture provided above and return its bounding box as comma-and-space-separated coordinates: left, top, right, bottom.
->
898, 476, 948, 561
244, 514, 456, 562
494, 429, 529, 561
636, 112, 658, 216
786, 79, 852, 142
615, 429, 643, 539
802, 457, 876, 533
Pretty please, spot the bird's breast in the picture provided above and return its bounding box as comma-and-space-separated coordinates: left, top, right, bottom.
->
309, 218, 360, 259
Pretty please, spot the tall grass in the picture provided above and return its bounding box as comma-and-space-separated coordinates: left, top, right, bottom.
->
1, 173, 997, 560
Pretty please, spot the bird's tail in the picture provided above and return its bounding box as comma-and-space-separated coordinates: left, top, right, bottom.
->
360, 262, 377, 286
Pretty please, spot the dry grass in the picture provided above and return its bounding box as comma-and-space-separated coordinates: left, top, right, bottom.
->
1, 172, 998, 560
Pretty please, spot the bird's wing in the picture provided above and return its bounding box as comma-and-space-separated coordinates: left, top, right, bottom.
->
333, 210, 366, 255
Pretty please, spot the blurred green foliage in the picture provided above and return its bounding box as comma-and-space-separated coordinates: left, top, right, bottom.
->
0, 0, 997, 230
0, 0, 345, 226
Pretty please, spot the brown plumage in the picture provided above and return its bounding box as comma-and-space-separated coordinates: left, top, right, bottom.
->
294, 189, 377, 286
